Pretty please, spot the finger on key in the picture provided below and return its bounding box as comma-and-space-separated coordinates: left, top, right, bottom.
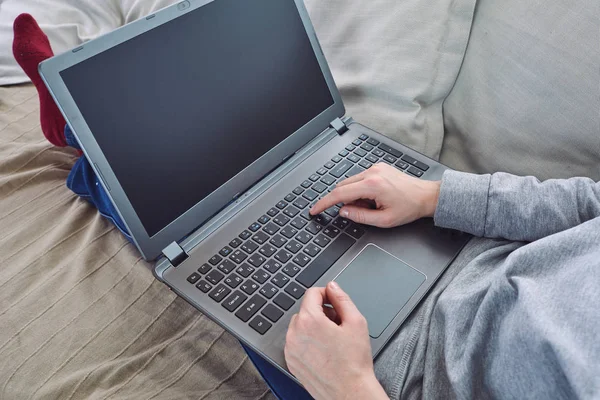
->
310, 181, 374, 215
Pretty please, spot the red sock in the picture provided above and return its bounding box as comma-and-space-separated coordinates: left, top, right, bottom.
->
13, 14, 67, 147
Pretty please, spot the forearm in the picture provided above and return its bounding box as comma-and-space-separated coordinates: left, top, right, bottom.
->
433, 170, 600, 241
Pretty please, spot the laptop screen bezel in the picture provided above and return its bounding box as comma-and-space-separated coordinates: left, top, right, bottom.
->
39, 0, 345, 260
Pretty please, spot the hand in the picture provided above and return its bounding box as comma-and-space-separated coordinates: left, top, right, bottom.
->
284, 282, 389, 400
311, 163, 441, 228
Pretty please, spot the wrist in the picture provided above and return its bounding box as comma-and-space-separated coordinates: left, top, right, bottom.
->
421, 180, 441, 218
350, 373, 388, 400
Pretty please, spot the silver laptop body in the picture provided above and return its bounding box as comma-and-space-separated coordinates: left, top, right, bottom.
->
40, 0, 470, 384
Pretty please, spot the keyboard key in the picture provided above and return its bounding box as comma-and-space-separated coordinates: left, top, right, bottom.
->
315, 214, 332, 226
354, 148, 367, 157
259, 244, 277, 258
187, 272, 201, 284
304, 244, 321, 257
273, 214, 291, 226
196, 280, 212, 293
269, 234, 287, 248
383, 154, 397, 164
271, 273, 290, 288
345, 144, 356, 152
276, 200, 288, 209
395, 160, 409, 170
407, 166, 424, 177
239, 230, 252, 240
258, 215, 271, 224
330, 160, 353, 178
236, 263, 255, 278
301, 180, 312, 188
302, 190, 318, 201
292, 253, 311, 267
332, 218, 351, 230
320, 175, 336, 186
241, 241, 259, 254
324, 161, 335, 169
313, 234, 331, 247
209, 284, 231, 302
324, 206, 340, 218
252, 231, 269, 245
346, 166, 364, 178
275, 249, 293, 263
293, 186, 305, 195
284, 281, 306, 299
323, 226, 341, 238
209, 254, 222, 265
249, 222, 261, 232
267, 207, 279, 217
311, 182, 328, 193
274, 293, 295, 311
249, 315, 272, 335
229, 238, 243, 248
317, 167, 328, 175
359, 134, 369, 140
293, 197, 310, 209
367, 138, 380, 146
284, 193, 296, 202
347, 154, 361, 163
296, 233, 356, 288
219, 246, 233, 257
361, 143, 374, 152
198, 263, 212, 274
331, 155, 343, 163
359, 160, 373, 169
222, 291, 248, 312
252, 270, 270, 284
282, 264, 301, 277
300, 208, 312, 221
224, 274, 243, 290
378, 143, 402, 158
241, 280, 259, 295
401, 154, 430, 171
264, 259, 283, 274
338, 149, 349, 157
291, 217, 307, 230
306, 221, 323, 235
295, 231, 312, 244
371, 148, 385, 157
285, 240, 303, 254
260, 283, 279, 299
206, 270, 225, 285
261, 304, 284, 322
262, 222, 280, 235
347, 223, 366, 239
230, 250, 248, 264
352, 139, 362, 146
217, 259, 236, 274
235, 294, 267, 322
248, 253, 266, 268
309, 174, 320, 182
280, 226, 298, 239
365, 154, 379, 163
283, 205, 300, 218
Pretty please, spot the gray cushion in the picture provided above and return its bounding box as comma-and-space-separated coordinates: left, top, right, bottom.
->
440, 0, 600, 180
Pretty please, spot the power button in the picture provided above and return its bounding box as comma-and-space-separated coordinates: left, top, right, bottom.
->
177, 1, 190, 11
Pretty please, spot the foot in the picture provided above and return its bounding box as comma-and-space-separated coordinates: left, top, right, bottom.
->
13, 13, 67, 147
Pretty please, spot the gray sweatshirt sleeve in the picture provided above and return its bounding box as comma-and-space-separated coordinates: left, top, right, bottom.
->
433, 170, 600, 241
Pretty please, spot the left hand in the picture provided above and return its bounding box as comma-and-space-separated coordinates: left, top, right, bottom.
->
284, 282, 389, 400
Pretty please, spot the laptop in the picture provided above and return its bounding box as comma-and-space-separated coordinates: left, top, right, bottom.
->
39, 0, 470, 384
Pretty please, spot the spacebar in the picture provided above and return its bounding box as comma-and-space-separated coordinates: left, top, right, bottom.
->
296, 233, 356, 288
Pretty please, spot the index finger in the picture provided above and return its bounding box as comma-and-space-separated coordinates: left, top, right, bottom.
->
310, 181, 375, 215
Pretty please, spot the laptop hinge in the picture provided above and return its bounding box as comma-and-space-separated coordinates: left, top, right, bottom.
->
162, 241, 189, 267
330, 117, 348, 135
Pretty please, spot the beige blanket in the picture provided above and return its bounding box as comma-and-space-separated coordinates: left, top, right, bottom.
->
0, 84, 274, 399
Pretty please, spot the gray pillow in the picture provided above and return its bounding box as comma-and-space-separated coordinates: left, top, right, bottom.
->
440, 0, 600, 180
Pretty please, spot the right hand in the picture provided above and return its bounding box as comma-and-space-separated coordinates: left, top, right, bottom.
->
310, 163, 441, 228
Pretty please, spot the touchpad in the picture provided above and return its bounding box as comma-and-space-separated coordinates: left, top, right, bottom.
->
335, 244, 426, 338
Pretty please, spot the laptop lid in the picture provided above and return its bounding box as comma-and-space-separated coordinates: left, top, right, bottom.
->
39, 0, 345, 260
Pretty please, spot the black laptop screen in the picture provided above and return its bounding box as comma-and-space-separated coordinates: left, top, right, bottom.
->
60, 0, 334, 237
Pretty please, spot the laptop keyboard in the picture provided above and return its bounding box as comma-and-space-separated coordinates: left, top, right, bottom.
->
185, 134, 430, 335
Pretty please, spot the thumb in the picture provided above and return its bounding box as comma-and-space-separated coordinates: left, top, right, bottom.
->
340, 205, 386, 227
326, 282, 363, 326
